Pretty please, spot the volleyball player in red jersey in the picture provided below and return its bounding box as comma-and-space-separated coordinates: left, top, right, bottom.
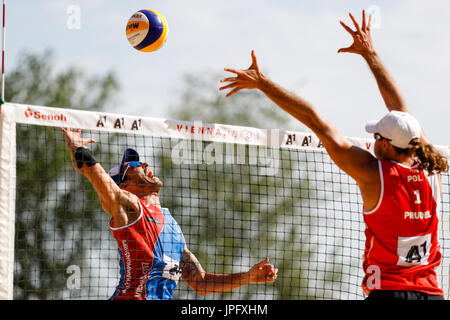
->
220, 11, 448, 300
61, 128, 278, 300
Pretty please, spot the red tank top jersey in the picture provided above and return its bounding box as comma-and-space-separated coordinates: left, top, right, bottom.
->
362, 160, 443, 296
109, 199, 165, 300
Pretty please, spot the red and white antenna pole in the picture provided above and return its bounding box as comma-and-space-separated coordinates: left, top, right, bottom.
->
1, 0, 5, 103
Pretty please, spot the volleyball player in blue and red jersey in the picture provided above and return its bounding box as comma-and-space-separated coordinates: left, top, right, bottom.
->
220, 10, 448, 300
61, 133, 278, 300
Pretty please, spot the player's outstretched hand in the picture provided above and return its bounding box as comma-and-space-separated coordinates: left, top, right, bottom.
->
61, 127, 96, 151
220, 50, 265, 98
248, 258, 278, 284
338, 10, 375, 56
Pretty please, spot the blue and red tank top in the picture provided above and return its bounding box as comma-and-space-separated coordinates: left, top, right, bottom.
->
109, 199, 185, 300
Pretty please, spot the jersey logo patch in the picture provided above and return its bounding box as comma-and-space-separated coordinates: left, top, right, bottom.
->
162, 254, 182, 282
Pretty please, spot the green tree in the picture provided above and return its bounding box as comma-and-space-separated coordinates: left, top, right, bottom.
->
169, 72, 296, 129
8, 49, 119, 299
164, 72, 339, 299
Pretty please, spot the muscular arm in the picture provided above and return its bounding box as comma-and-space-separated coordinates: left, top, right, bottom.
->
338, 11, 428, 145
338, 11, 407, 112
81, 164, 139, 224
61, 128, 140, 227
362, 51, 408, 112
180, 248, 277, 296
220, 51, 378, 185
258, 75, 377, 183
220, 51, 382, 211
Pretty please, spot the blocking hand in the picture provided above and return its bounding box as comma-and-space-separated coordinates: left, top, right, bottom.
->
220, 50, 265, 97
338, 10, 375, 56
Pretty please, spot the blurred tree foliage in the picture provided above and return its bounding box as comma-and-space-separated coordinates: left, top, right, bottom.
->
8, 57, 343, 300
169, 72, 296, 130
165, 72, 336, 299
8, 49, 119, 299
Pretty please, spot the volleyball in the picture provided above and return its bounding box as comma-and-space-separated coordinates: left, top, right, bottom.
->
126, 9, 169, 52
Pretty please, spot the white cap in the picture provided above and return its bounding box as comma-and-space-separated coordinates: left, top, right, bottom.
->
365, 111, 421, 149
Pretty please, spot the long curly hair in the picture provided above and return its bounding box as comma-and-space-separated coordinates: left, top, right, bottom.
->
394, 139, 448, 175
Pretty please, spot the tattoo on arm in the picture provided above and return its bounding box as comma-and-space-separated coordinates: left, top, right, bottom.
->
180, 250, 204, 280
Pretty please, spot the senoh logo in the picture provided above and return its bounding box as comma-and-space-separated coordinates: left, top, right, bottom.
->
25, 108, 68, 122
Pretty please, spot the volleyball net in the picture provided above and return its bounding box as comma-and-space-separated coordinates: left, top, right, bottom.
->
0, 102, 449, 300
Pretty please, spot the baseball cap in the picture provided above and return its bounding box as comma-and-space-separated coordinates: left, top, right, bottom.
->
108, 148, 140, 185
365, 111, 421, 149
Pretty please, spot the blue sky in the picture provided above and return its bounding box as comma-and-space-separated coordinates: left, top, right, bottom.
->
7, 0, 450, 146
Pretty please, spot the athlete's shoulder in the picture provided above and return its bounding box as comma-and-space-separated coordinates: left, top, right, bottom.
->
380, 159, 415, 174
138, 198, 162, 212
158, 207, 180, 225
380, 159, 397, 167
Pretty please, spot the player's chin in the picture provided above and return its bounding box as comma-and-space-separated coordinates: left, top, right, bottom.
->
150, 177, 163, 188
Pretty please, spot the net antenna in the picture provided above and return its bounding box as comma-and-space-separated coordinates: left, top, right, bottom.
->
1, 0, 5, 103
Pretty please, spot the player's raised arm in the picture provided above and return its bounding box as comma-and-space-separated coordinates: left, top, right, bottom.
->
220, 51, 378, 187
180, 247, 277, 295
338, 10, 448, 156
338, 10, 408, 113
61, 127, 140, 227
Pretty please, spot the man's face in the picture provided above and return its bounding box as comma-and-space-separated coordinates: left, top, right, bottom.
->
121, 161, 163, 190
373, 133, 391, 160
